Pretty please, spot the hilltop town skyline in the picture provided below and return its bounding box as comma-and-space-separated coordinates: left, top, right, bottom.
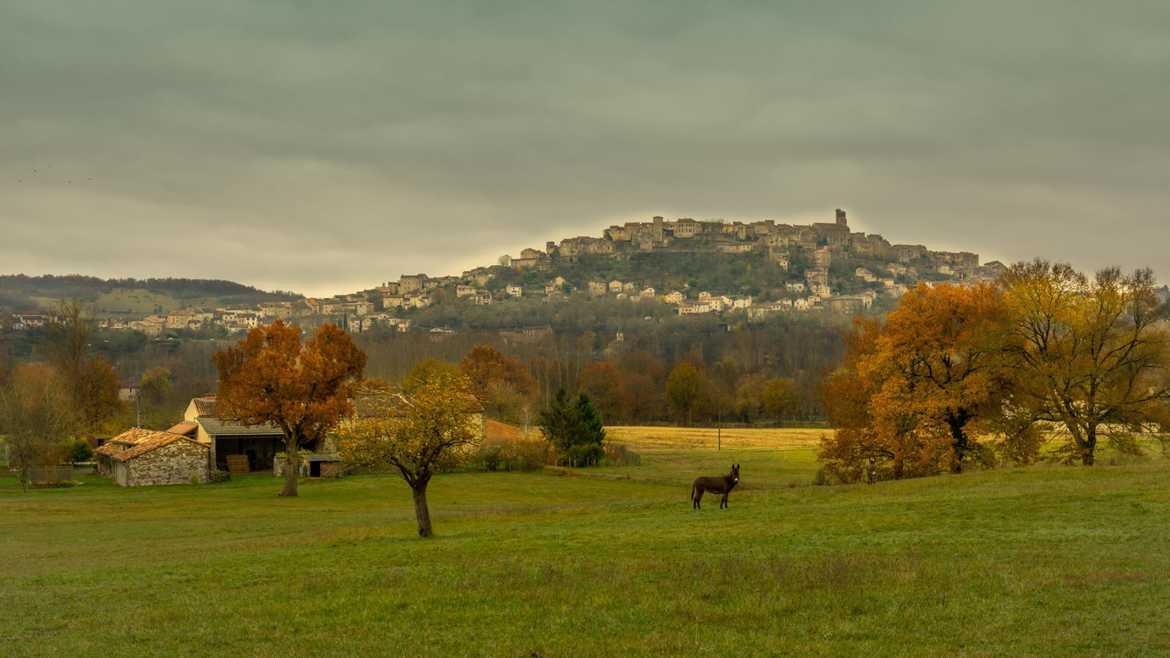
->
2, 207, 1155, 299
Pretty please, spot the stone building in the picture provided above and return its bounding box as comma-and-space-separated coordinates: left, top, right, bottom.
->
97, 428, 210, 487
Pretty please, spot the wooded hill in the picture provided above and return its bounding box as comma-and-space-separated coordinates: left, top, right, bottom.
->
0, 275, 300, 316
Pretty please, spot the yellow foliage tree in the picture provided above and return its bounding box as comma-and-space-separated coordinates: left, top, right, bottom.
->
1002, 262, 1170, 465
337, 367, 482, 537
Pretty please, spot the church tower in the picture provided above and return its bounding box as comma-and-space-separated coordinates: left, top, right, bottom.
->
835, 208, 847, 227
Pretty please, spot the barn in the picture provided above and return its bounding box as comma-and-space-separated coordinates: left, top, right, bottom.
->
99, 429, 210, 487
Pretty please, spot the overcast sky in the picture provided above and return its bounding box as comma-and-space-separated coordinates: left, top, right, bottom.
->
2, 2, 1168, 296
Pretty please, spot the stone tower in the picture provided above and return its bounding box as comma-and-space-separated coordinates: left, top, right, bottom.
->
835, 208, 847, 226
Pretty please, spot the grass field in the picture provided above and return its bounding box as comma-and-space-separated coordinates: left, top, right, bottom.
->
4, 427, 1170, 656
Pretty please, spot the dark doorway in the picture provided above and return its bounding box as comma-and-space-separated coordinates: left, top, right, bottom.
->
309, 461, 321, 477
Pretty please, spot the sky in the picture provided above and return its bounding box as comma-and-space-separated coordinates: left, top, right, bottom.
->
2, 1, 1168, 297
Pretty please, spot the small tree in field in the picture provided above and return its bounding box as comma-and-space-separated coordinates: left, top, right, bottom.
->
539, 389, 606, 467
336, 368, 482, 538
214, 321, 366, 497
0, 364, 75, 492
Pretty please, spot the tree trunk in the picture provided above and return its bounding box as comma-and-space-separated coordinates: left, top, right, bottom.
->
1082, 425, 1098, 466
280, 442, 299, 497
947, 413, 969, 474
413, 483, 433, 538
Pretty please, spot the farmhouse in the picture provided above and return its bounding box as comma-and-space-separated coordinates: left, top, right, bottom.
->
182, 396, 288, 473
95, 428, 210, 487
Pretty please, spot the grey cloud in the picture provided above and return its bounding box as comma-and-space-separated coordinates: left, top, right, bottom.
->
2, 1, 1168, 295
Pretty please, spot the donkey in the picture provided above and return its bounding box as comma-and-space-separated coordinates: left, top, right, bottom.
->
691, 464, 740, 510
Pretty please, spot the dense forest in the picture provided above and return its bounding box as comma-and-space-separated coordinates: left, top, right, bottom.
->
0, 310, 846, 431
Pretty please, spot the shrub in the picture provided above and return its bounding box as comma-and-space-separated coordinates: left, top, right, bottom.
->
478, 444, 505, 472
208, 469, 231, 483
69, 439, 93, 464
472, 439, 551, 472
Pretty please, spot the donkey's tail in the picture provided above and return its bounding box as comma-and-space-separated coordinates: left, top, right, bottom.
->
690, 485, 696, 502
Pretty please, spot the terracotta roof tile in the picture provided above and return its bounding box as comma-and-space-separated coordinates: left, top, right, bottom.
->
166, 421, 199, 437
112, 431, 208, 462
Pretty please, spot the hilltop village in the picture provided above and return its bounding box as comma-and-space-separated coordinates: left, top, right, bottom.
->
3, 210, 1006, 337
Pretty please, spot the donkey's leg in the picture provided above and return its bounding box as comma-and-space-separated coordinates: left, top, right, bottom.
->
721, 493, 728, 509
694, 488, 703, 510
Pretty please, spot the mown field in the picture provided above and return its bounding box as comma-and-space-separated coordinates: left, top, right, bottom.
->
4, 428, 1170, 656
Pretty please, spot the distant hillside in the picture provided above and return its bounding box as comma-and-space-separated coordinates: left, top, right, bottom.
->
0, 274, 301, 316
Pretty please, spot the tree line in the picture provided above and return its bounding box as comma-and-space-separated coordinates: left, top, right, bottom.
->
819, 261, 1170, 483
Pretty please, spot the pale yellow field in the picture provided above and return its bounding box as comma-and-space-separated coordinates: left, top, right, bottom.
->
605, 425, 830, 452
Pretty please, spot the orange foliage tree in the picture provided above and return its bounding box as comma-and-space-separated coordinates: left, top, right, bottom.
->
459, 345, 536, 424
578, 361, 627, 423
819, 284, 1016, 481
214, 321, 366, 497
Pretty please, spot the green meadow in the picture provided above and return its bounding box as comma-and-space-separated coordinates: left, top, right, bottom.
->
3, 428, 1170, 657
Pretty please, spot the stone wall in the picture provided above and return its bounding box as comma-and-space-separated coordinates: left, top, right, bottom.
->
121, 441, 210, 487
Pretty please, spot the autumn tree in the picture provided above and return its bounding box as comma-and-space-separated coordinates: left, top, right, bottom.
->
666, 362, 708, 425
877, 283, 1016, 472
818, 282, 1016, 481
1002, 262, 1170, 465
819, 319, 949, 482
214, 321, 366, 497
578, 361, 627, 423
47, 301, 122, 435
459, 345, 536, 424
76, 357, 123, 435
760, 378, 798, 421
0, 364, 75, 492
336, 368, 483, 537
138, 367, 173, 406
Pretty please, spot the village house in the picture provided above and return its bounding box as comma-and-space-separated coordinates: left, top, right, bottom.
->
678, 300, 717, 316
130, 315, 167, 337
608, 280, 624, 294
588, 281, 608, 296
663, 290, 685, 305
747, 300, 790, 321
456, 284, 477, 298
506, 285, 523, 298
398, 274, 427, 294
12, 314, 50, 330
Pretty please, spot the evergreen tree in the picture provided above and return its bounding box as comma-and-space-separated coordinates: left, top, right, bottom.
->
538, 389, 607, 467
569, 394, 607, 466
538, 388, 576, 457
